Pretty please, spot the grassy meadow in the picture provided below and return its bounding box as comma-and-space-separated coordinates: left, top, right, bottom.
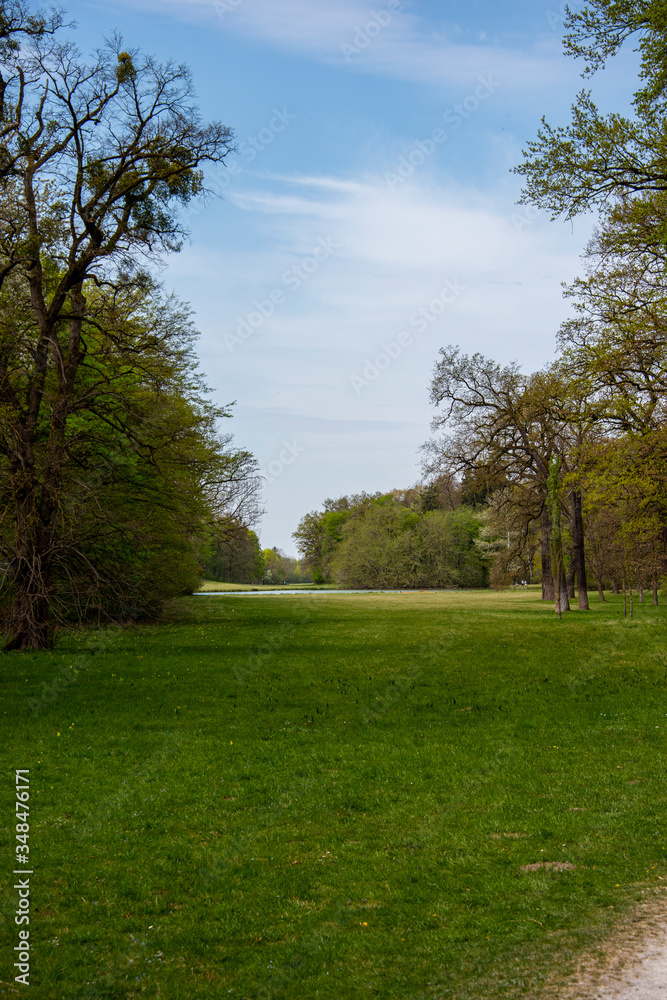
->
1, 588, 667, 998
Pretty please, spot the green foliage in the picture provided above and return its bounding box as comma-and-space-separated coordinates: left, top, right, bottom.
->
582, 429, 667, 591
262, 547, 312, 584
295, 493, 487, 589
0, 1, 62, 69
292, 508, 343, 583
322, 510, 349, 542
418, 482, 441, 512
518, 0, 667, 218
432, 6, 667, 602
333, 503, 487, 589
200, 526, 265, 585
550, 204, 667, 594
563, 0, 667, 108
116, 50, 136, 84
0, 279, 257, 631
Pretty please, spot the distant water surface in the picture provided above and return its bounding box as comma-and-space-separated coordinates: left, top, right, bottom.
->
194, 589, 448, 596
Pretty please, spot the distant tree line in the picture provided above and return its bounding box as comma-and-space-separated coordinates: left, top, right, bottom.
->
261, 548, 312, 585
199, 524, 264, 585
199, 539, 312, 587
293, 488, 488, 589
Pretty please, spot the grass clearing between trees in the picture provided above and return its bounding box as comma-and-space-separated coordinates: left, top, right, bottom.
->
2, 589, 667, 998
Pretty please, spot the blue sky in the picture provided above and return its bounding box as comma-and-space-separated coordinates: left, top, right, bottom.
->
65, 0, 637, 554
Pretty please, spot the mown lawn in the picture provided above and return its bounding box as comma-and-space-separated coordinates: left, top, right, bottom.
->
1, 589, 667, 999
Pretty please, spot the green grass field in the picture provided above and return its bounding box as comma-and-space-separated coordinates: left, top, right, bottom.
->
2, 589, 667, 998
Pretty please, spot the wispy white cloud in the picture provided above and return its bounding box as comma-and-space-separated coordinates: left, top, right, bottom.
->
175, 170, 592, 397
115, 0, 571, 90
226, 174, 579, 277
214, 0, 383, 51
338, 31, 566, 90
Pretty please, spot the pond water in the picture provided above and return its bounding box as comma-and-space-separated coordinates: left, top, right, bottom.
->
194, 589, 448, 596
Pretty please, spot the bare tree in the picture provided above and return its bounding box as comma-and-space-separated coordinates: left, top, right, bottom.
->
423, 347, 595, 606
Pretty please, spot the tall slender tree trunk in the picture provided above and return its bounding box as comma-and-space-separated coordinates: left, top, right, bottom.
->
547, 459, 569, 616
653, 579, 659, 605
552, 550, 570, 615
570, 489, 589, 610
540, 507, 554, 601
638, 584, 644, 603
596, 577, 605, 602
566, 556, 576, 599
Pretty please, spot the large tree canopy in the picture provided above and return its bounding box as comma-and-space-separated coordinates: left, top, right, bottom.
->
0, 7, 241, 649
516, 0, 667, 219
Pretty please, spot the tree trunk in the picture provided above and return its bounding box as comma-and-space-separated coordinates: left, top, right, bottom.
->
4, 495, 60, 651
653, 580, 659, 605
570, 489, 589, 610
3, 289, 86, 652
4, 592, 53, 650
596, 577, 605, 602
540, 507, 554, 601
639, 584, 644, 603
4, 544, 54, 651
559, 575, 571, 613
566, 556, 576, 599
611, 579, 619, 594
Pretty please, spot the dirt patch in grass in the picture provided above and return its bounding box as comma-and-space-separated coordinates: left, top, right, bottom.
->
521, 861, 576, 871
540, 891, 667, 999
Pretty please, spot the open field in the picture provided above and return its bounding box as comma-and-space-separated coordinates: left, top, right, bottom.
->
1, 589, 667, 998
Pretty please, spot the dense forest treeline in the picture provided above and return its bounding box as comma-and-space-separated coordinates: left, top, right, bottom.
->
200, 531, 311, 585
294, 487, 489, 589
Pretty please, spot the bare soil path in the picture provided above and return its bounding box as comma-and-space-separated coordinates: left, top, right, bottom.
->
541, 894, 667, 999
